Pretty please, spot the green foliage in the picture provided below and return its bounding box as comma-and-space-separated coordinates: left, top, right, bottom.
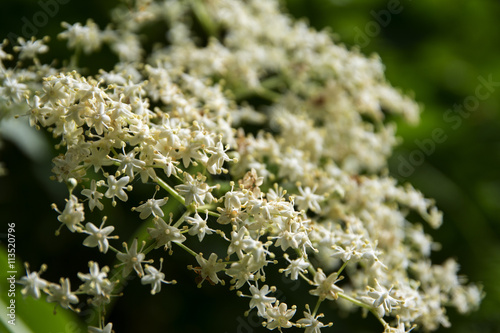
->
0, 246, 86, 333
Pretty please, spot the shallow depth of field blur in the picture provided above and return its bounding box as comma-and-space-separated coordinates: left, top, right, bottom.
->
1, 0, 499, 332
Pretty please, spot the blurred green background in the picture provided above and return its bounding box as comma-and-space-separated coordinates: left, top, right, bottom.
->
1, 0, 500, 332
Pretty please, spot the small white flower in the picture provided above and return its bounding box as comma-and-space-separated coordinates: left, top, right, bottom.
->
194, 253, 226, 286
86, 101, 111, 135
367, 279, 401, 315
53, 194, 85, 233
225, 253, 255, 289
227, 226, 248, 259
331, 244, 356, 262
82, 218, 117, 253
13, 37, 49, 60
185, 211, 215, 241
176, 139, 207, 168
141, 258, 175, 295
116, 238, 150, 277
18, 263, 48, 299
309, 268, 343, 301
224, 187, 247, 210
281, 254, 310, 280
248, 284, 276, 317
111, 149, 146, 179
175, 173, 207, 206
384, 318, 415, 333
153, 153, 179, 177
46, 278, 79, 309
296, 305, 332, 333
294, 186, 324, 213
77, 261, 110, 296
58, 19, 102, 54
88, 322, 113, 333
104, 175, 131, 204
81, 179, 104, 211
0, 39, 13, 63
148, 216, 186, 250
205, 140, 233, 174
133, 197, 168, 220
264, 301, 296, 331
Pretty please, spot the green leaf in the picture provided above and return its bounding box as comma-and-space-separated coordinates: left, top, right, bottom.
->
0, 245, 87, 333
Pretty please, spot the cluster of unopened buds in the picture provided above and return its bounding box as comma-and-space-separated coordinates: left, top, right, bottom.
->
1, 0, 482, 332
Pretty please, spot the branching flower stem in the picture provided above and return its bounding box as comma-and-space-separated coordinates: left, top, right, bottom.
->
337, 292, 387, 327
155, 176, 186, 206
173, 210, 192, 228
298, 254, 386, 328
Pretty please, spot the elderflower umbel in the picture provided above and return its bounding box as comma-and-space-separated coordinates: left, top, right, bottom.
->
2, 0, 483, 331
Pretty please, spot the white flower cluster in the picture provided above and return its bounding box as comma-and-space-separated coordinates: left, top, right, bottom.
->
1, 0, 482, 332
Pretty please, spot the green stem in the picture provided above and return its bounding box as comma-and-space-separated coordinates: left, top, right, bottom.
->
311, 298, 322, 317
336, 260, 349, 276
69, 45, 82, 69
255, 87, 281, 103
110, 147, 119, 158
108, 245, 120, 254
190, 0, 218, 38
337, 293, 386, 326
233, 85, 280, 103
142, 241, 158, 256
155, 176, 186, 205
298, 271, 314, 285
306, 260, 316, 277
175, 242, 198, 257
173, 210, 192, 228
233, 76, 284, 102
261, 75, 285, 90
